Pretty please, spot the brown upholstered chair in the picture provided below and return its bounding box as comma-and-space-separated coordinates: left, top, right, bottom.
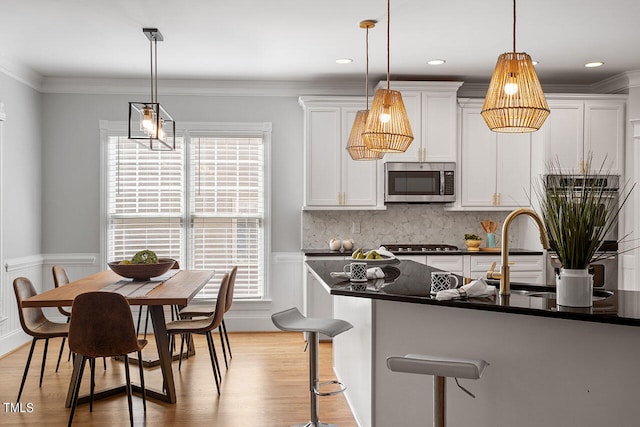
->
67, 292, 147, 427
178, 266, 237, 368
136, 259, 180, 338
13, 277, 69, 402
166, 272, 229, 396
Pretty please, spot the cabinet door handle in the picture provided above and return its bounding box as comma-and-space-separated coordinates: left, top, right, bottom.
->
497, 193, 501, 206
423, 148, 427, 162
343, 192, 346, 205
492, 193, 496, 206
337, 192, 341, 205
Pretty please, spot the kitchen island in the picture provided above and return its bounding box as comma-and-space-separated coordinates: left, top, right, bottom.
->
306, 259, 640, 427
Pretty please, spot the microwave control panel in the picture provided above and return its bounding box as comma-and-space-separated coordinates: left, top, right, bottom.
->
444, 171, 455, 195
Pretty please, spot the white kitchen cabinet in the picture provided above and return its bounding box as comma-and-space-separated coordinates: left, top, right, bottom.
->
468, 254, 545, 284
299, 97, 381, 210
459, 101, 532, 209
374, 81, 463, 162
543, 96, 625, 175
426, 255, 465, 276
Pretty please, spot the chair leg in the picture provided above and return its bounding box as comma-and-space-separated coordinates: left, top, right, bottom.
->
178, 334, 186, 371
68, 356, 87, 427
136, 306, 143, 335
143, 308, 150, 340
56, 337, 66, 372
209, 332, 222, 383
222, 319, 232, 360
103, 357, 107, 370
39, 338, 49, 387
137, 350, 146, 412
205, 332, 221, 396
17, 339, 37, 402
218, 326, 228, 369
89, 358, 96, 412
124, 355, 134, 427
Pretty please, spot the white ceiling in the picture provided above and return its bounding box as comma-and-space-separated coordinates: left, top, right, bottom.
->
1, 0, 639, 87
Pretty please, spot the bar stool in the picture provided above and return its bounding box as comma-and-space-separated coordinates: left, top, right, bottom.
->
387, 354, 488, 427
271, 307, 353, 427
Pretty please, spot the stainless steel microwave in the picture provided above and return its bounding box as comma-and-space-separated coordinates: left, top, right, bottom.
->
384, 162, 456, 203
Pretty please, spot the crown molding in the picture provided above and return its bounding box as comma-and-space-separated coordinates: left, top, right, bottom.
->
0, 56, 43, 90
39, 76, 366, 97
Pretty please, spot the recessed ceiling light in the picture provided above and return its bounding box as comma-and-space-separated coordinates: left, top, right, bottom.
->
336, 58, 353, 64
427, 59, 446, 65
585, 61, 604, 68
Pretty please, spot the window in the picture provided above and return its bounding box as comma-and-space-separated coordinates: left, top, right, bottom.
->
102, 122, 271, 300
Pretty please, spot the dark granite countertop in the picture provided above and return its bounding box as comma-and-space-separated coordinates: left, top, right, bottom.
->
305, 259, 640, 327
303, 248, 543, 256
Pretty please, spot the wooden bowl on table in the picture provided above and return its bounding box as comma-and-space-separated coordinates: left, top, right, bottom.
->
108, 258, 176, 280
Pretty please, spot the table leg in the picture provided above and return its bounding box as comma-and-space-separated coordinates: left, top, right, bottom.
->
148, 305, 177, 403
65, 354, 82, 407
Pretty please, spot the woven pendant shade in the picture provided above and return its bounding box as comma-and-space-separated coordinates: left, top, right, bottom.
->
347, 110, 385, 160
481, 52, 550, 132
362, 88, 414, 152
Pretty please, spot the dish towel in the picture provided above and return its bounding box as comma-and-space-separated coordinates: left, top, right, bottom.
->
330, 267, 386, 280
376, 246, 395, 258
435, 278, 497, 301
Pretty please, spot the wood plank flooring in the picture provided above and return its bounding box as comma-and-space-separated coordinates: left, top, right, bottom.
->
0, 332, 358, 426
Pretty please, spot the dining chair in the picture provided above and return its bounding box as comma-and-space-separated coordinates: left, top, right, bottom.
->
165, 272, 229, 396
178, 265, 237, 368
67, 291, 147, 427
136, 259, 180, 339
13, 277, 69, 402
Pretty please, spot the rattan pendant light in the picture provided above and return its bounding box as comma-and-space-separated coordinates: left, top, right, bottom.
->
481, 0, 550, 133
362, 0, 413, 152
346, 20, 385, 161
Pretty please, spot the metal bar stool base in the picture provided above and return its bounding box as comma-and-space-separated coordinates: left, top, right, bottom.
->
292, 423, 340, 427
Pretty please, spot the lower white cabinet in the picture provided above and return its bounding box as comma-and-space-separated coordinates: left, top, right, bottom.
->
426, 255, 465, 276
469, 254, 545, 284
303, 256, 347, 340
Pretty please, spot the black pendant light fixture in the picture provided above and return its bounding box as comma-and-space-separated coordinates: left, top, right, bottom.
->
128, 28, 176, 151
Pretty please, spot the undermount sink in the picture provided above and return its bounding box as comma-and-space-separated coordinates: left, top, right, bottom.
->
484, 280, 614, 301
527, 289, 613, 302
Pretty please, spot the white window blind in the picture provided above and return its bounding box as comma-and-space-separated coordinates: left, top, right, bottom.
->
106, 132, 265, 299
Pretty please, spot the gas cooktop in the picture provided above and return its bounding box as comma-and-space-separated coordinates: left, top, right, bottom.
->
382, 244, 459, 253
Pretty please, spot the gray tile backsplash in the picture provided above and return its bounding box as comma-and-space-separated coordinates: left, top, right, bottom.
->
302, 205, 522, 250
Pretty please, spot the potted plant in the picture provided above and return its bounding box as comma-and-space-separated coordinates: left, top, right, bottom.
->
464, 233, 482, 252
535, 155, 634, 307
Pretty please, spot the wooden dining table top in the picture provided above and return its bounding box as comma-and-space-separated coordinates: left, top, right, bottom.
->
22, 269, 215, 308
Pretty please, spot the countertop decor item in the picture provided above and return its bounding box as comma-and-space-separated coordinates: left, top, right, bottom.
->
345, 20, 384, 161
329, 239, 342, 251
361, 0, 414, 153
481, 219, 499, 248
128, 28, 176, 151
108, 258, 175, 280
535, 155, 634, 307
480, 0, 550, 132
464, 233, 482, 252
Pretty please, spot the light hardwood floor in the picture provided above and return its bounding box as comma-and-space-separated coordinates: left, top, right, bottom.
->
0, 332, 358, 426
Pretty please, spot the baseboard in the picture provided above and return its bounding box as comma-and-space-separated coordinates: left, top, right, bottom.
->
0, 329, 30, 358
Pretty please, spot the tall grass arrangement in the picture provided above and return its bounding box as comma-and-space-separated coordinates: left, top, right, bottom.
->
534, 156, 634, 270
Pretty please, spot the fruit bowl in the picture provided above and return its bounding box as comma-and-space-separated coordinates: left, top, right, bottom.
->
108, 258, 175, 280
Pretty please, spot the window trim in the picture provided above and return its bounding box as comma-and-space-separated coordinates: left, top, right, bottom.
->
99, 120, 272, 300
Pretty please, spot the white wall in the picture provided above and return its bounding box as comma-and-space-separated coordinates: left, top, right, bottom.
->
0, 73, 42, 355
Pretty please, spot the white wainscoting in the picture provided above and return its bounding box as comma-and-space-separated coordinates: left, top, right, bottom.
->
0, 252, 304, 356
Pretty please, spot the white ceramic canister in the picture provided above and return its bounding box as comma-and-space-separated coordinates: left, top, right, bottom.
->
329, 238, 342, 251
342, 239, 354, 251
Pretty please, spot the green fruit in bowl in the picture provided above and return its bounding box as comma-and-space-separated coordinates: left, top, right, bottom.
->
131, 249, 159, 264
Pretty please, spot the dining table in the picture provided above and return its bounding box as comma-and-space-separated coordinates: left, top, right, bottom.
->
21, 268, 215, 406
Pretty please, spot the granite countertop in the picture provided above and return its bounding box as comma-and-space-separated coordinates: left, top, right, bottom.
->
303, 248, 543, 256
305, 259, 640, 327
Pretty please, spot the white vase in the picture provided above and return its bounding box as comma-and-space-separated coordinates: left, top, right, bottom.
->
556, 268, 593, 307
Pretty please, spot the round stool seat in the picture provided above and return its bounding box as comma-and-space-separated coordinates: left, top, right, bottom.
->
387, 354, 488, 380
271, 307, 353, 337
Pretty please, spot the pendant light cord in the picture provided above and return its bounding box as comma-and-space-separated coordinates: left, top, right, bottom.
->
365, 25, 370, 109
386, 0, 390, 90
512, 0, 517, 53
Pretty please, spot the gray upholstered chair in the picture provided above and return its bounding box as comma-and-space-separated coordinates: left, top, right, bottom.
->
165, 272, 229, 396
67, 292, 147, 427
271, 307, 353, 427
387, 354, 488, 427
13, 277, 70, 402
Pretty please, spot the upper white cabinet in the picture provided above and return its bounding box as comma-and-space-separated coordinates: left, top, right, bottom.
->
542, 95, 626, 175
374, 81, 463, 162
459, 100, 532, 209
299, 96, 381, 210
